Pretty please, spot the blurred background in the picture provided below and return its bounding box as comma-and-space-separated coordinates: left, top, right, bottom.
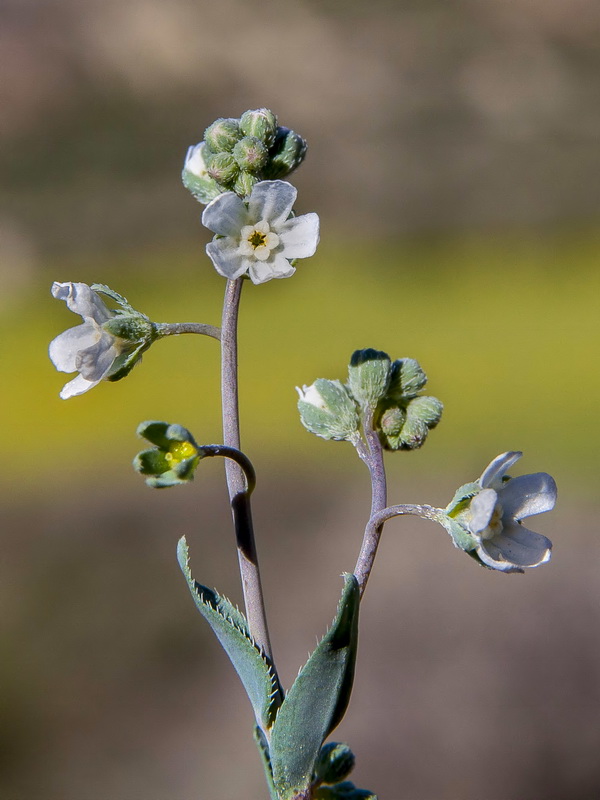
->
1, 0, 599, 797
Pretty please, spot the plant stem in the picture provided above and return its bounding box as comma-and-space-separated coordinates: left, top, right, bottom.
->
221, 278, 274, 661
200, 445, 257, 495
155, 321, 221, 340
353, 408, 388, 597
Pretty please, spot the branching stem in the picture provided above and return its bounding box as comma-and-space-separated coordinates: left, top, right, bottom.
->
155, 321, 221, 340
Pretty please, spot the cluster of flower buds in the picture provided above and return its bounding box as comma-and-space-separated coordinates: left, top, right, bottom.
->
297, 348, 442, 451
133, 421, 204, 488
312, 743, 376, 799
182, 108, 307, 203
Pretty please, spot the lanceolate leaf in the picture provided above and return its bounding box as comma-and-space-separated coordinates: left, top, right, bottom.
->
270, 574, 360, 800
177, 536, 280, 732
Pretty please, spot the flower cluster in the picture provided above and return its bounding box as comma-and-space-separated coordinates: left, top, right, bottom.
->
182, 107, 307, 203
49, 282, 155, 399
298, 348, 442, 450
443, 451, 556, 573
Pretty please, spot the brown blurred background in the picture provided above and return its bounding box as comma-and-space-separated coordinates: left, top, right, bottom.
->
1, 0, 600, 798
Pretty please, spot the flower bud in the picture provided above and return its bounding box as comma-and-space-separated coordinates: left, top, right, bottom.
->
264, 127, 307, 179
239, 108, 278, 148
102, 315, 155, 343
203, 117, 242, 152
297, 379, 359, 441
232, 136, 269, 173
397, 395, 443, 449
347, 349, 392, 410
379, 405, 406, 436
315, 743, 355, 785
205, 151, 239, 186
182, 143, 223, 204
386, 357, 427, 400
232, 170, 258, 197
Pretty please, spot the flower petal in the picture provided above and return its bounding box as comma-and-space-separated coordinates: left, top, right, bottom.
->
49, 323, 99, 373
202, 192, 248, 236
468, 488, 497, 534
278, 213, 320, 258
479, 524, 552, 570
59, 373, 101, 399
500, 473, 557, 520
52, 282, 112, 324
248, 253, 296, 284
248, 181, 296, 228
479, 451, 522, 489
75, 333, 118, 381
206, 238, 253, 280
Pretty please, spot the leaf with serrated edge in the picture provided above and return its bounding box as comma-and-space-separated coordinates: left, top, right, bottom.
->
177, 536, 280, 732
270, 574, 360, 800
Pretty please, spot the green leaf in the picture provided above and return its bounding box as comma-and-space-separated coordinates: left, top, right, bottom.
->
270, 574, 360, 800
177, 537, 280, 732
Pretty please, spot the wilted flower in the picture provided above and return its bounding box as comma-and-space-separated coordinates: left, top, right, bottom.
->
446, 451, 556, 573
133, 421, 203, 488
202, 180, 319, 284
49, 282, 154, 399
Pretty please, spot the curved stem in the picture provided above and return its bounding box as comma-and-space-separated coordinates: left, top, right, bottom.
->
221, 278, 274, 661
200, 445, 256, 495
355, 503, 443, 595
353, 408, 388, 598
155, 322, 221, 340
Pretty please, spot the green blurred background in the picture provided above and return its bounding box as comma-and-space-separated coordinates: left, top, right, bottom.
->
1, 1, 599, 798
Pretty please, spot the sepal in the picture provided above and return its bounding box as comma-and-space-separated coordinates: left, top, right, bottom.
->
314, 743, 355, 785
263, 127, 308, 179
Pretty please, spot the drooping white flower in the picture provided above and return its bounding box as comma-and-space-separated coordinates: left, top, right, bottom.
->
202, 180, 319, 284
460, 451, 556, 573
49, 282, 154, 399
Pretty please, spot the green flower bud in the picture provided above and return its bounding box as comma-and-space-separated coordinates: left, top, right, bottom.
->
203, 117, 242, 153
347, 349, 392, 410
102, 315, 155, 343
400, 395, 443, 448
134, 421, 204, 488
315, 743, 355, 785
387, 357, 427, 400
264, 126, 307, 179
232, 170, 258, 197
232, 136, 269, 173
379, 405, 406, 437
239, 108, 278, 148
205, 151, 239, 186
297, 379, 359, 441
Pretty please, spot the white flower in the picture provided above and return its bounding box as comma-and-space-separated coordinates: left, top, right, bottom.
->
202, 180, 319, 284
184, 142, 210, 180
466, 451, 556, 573
49, 282, 125, 399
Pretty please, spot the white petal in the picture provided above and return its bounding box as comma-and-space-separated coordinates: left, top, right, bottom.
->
59, 373, 101, 399
278, 213, 320, 258
248, 254, 296, 285
479, 524, 552, 570
248, 181, 296, 228
206, 238, 252, 279
51, 282, 112, 324
202, 192, 248, 236
184, 142, 208, 178
499, 473, 557, 520
468, 488, 497, 534
76, 334, 118, 381
479, 451, 522, 489
49, 323, 99, 372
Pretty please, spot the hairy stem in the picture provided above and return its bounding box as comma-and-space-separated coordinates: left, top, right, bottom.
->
221, 278, 274, 661
155, 321, 221, 340
353, 408, 388, 597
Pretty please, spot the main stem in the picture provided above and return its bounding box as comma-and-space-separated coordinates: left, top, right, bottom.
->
221, 278, 274, 660
354, 409, 388, 597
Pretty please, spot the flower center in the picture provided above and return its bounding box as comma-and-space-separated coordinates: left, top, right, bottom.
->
165, 440, 198, 465
480, 502, 504, 540
239, 221, 280, 262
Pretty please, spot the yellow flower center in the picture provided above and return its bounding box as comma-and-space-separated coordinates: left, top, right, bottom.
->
165, 440, 198, 464
249, 230, 267, 248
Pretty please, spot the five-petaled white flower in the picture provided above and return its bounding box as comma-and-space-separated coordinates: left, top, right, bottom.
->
465, 451, 556, 573
49, 282, 127, 399
202, 180, 319, 284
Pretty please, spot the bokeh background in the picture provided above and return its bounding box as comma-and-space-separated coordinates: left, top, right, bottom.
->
2, 0, 599, 798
